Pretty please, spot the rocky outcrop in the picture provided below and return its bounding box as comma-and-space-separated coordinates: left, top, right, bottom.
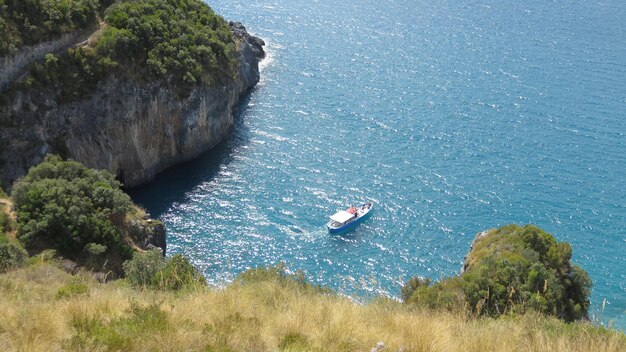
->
0, 22, 264, 190
127, 218, 167, 255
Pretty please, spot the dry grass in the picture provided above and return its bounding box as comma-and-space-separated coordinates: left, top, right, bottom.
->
124, 205, 148, 223
0, 197, 17, 240
0, 265, 624, 352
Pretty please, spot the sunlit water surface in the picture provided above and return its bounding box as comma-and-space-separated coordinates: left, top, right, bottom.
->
130, 0, 626, 329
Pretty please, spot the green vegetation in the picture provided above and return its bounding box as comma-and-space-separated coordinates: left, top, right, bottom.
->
0, 0, 99, 55
70, 301, 168, 350
100, 0, 237, 86
235, 263, 332, 296
0, 197, 26, 273
403, 224, 592, 322
0, 205, 9, 235
2, 0, 238, 105
25, 248, 58, 266
123, 248, 166, 287
0, 236, 27, 273
11, 154, 134, 271
56, 278, 90, 298
152, 253, 206, 290
123, 248, 206, 290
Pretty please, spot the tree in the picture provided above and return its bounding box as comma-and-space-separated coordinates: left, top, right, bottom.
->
12, 155, 133, 269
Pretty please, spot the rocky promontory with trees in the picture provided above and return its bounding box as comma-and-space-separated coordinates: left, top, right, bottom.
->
0, 0, 265, 190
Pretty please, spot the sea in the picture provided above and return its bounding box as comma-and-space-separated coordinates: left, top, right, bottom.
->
130, 0, 626, 329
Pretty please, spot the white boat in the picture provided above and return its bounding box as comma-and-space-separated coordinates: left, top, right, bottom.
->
326, 202, 373, 233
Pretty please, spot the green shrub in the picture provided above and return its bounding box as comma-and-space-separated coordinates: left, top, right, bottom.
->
57, 280, 90, 299
236, 264, 333, 296
404, 225, 592, 322
0, 208, 9, 235
400, 276, 431, 303
0, 240, 27, 273
85, 243, 107, 255
0, 0, 99, 55
26, 248, 58, 266
12, 155, 133, 267
122, 248, 166, 288
99, 0, 237, 89
152, 254, 206, 290
123, 250, 205, 291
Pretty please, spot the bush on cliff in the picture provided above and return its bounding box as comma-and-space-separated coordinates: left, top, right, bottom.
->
403, 224, 592, 322
11, 155, 134, 270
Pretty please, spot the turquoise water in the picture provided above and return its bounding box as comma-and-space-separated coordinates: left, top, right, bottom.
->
131, 0, 626, 328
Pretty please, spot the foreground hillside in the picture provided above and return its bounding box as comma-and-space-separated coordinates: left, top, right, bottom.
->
1, 158, 624, 351
0, 264, 624, 352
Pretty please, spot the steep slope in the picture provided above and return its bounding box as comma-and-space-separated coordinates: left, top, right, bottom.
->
0, 0, 264, 189
0, 264, 624, 351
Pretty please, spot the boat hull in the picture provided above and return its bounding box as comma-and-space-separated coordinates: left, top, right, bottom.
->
327, 205, 373, 233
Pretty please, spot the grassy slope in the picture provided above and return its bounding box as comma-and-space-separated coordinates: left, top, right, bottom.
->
0, 264, 623, 352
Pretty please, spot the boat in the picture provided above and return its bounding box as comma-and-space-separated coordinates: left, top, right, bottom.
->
326, 202, 373, 233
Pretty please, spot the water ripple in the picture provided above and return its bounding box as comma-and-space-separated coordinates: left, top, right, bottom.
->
131, 0, 626, 330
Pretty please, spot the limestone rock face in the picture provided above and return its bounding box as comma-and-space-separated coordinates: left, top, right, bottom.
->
0, 22, 264, 189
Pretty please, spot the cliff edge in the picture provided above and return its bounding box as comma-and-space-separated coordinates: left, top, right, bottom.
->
0, 0, 265, 190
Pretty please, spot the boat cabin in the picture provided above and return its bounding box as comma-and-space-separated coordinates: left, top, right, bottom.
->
328, 210, 356, 227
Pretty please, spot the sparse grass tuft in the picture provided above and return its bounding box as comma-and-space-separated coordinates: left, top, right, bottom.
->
57, 280, 90, 299
279, 332, 310, 351
69, 301, 168, 351
25, 249, 60, 267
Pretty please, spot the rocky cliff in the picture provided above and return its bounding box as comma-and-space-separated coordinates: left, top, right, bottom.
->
0, 22, 264, 190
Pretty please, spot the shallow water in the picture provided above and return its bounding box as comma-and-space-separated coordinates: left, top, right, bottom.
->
131, 0, 626, 328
